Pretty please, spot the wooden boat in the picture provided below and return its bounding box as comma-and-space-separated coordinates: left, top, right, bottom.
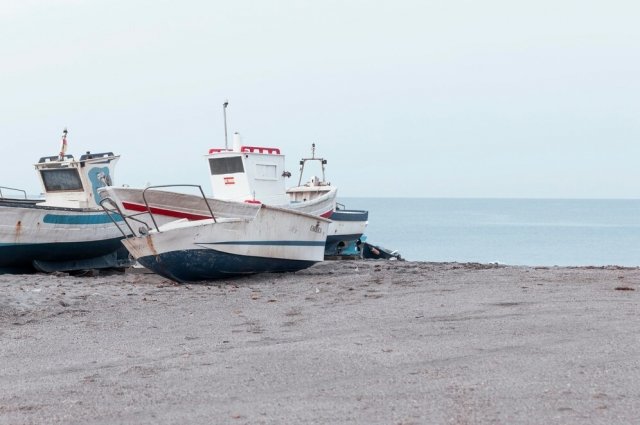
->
100, 185, 329, 283
206, 138, 368, 256
0, 131, 131, 273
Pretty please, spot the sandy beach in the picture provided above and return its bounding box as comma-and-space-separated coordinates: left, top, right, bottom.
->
1, 260, 639, 424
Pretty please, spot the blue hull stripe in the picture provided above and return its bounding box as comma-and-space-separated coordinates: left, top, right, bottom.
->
201, 240, 325, 247
330, 210, 369, 222
43, 213, 123, 225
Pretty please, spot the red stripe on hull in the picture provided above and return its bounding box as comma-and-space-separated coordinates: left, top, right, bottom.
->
122, 201, 211, 221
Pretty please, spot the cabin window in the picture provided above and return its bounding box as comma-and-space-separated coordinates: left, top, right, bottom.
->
40, 169, 83, 191
255, 164, 277, 180
209, 157, 244, 175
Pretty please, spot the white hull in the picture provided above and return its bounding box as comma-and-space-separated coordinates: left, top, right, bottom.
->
0, 149, 130, 272
0, 201, 128, 270
328, 218, 368, 239
99, 186, 337, 229
286, 186, 337, 217
120, 203, 329, 283
100, 186, 365, 256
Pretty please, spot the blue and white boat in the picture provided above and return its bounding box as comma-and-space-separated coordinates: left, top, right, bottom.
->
0, 130, 131, 273
100, 185, 329, 283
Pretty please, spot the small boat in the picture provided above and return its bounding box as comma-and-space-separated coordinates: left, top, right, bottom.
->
286, 144, 368, 256
362, 236, 404, 261
0, 130, 132, 273
100, 185, 329, 283
206, 135, 368, 256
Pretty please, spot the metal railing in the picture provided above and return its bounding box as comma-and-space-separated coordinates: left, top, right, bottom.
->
99, 184, 217, 237
0, 186, 28, 199
99, 198, 148, 238
141, 185, 217, 232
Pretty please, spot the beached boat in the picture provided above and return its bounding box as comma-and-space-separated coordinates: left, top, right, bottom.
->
100, 185, 329, 283
0, 130, 131, 273
286, 144, 368, 255
360, 235, 404, 261
206, 137, 368, 256
206, 137, 337, 216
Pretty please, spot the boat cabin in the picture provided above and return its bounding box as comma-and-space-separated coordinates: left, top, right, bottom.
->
206, 135, 291, 204
34, 152, 119, 209
207, 136, 334, 205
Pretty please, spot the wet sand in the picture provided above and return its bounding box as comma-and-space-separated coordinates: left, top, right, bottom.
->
1, 261, 639, 424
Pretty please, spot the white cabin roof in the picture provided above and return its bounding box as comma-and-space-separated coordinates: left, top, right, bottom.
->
34, 152, 119, 209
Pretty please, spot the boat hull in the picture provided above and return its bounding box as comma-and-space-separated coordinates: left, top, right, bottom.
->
135, 248, 317, 282
121, 204, 329, 283
100, 187, 362, 256
286, 186, 337, 217
0, 202, 129, 272
325, 209, 369, 255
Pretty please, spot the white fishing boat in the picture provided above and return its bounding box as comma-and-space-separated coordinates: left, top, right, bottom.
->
286, 143, 369, 256
206, 134, 368, 256
206, 136, 337, 217
100, 185, 329, 283
0, 130, 132, 273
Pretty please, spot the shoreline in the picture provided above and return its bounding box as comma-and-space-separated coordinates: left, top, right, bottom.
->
2, 260, 639, 424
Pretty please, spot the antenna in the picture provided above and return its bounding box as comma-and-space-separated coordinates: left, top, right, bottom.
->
223, 100, 229, 150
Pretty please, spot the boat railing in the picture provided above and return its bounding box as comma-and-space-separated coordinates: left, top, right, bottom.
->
0, 186, 28, 200
140, 185, 217, 232
79, 152, 115, 161
100, 184, 217, 236
99, 197, 149, 238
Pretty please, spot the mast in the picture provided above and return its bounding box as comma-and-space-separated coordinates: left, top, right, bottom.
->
58, 128, 68, 160
297, 143, 327, 186
223, 100, 229, 150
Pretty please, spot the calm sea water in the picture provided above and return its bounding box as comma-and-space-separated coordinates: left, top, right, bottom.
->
340, 198, 640, 266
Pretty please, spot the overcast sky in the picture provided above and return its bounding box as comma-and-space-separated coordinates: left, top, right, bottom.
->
1, 0, 639, 198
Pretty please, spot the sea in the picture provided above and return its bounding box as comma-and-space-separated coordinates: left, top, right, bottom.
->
341, 198, 640, 267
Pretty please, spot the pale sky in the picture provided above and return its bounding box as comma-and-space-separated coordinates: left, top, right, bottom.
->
1, 0, 639, 198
